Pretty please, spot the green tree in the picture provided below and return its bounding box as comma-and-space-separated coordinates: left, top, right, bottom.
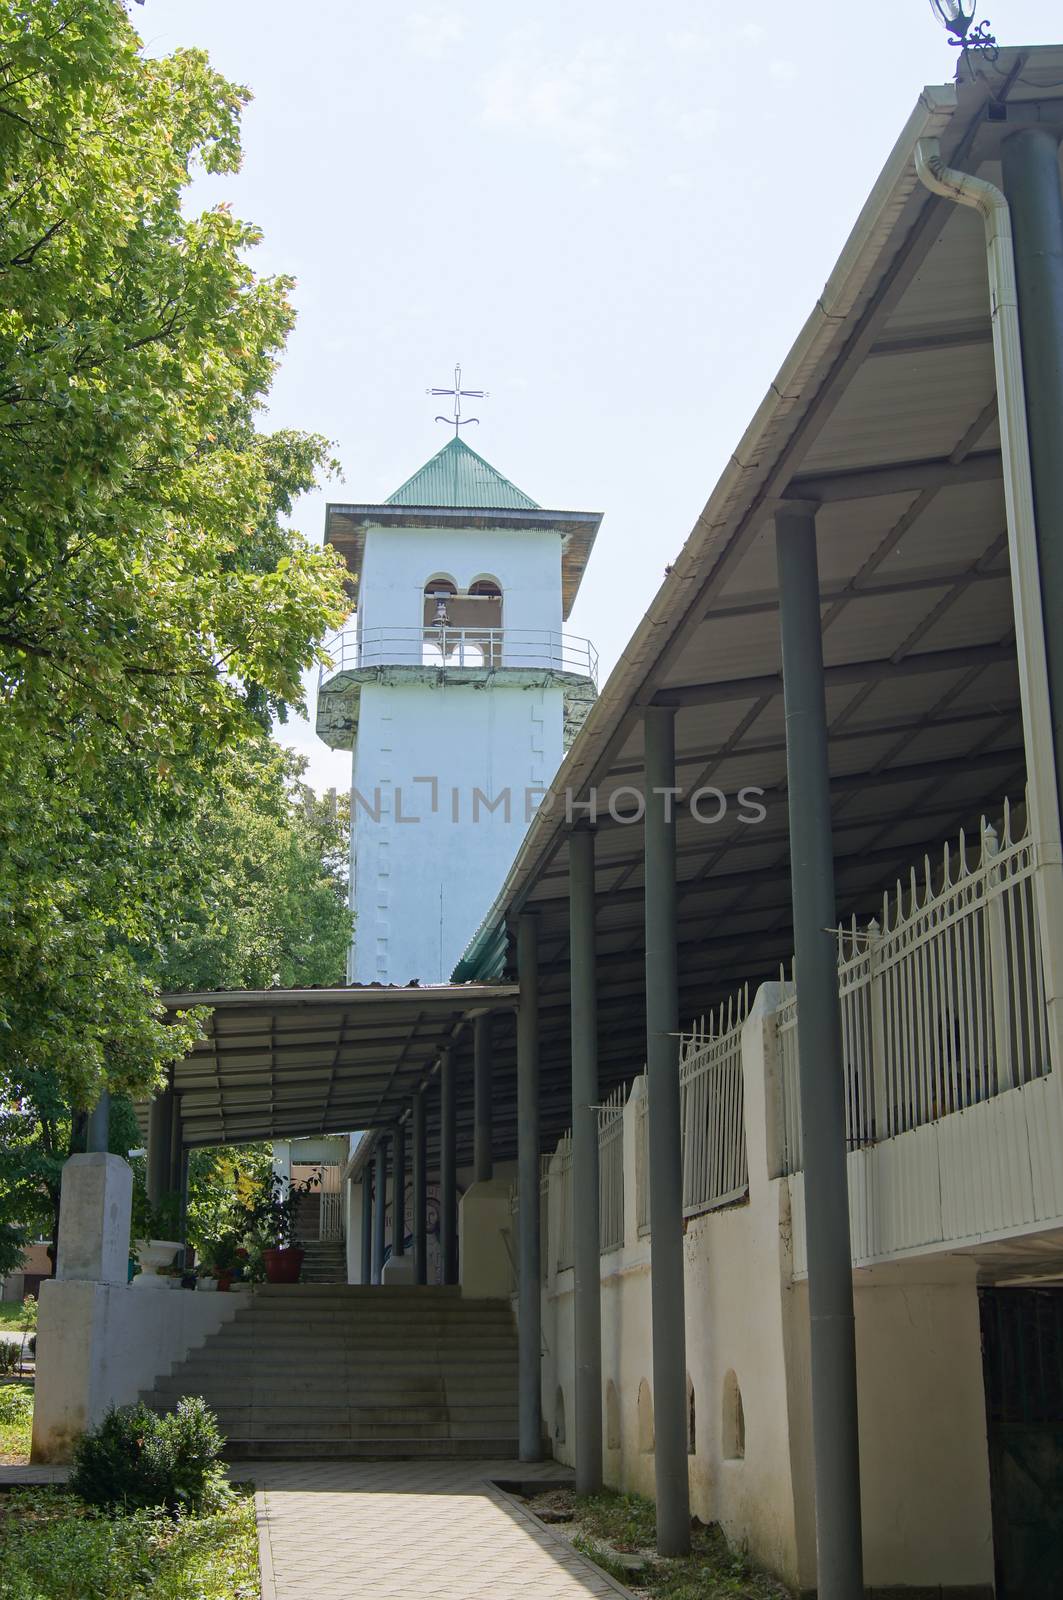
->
151, 741, 352, 994
184, 1144, 274, 1257
0, 5, 352, 1268
0, 2, 350, 1119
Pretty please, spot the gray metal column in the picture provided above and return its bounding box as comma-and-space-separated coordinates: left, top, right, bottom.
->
360, 1172, 373, 1285
569, 826, 602, 1493
177, 1146, 191, 1265
145, 1080, 173, 1204
473, 1012, 493, 1182
168, 1095, 183, 1193
391, 1122, 406, 1259
517, 914, 543, 1461
440, 1050, 458, 1285
1002, 128, 1063, 814
412, 1089, 427, 1284
776, 502, 864, 1598
85, 1089, 110, 1155
643, 706, 691, 1555
372, 1137, 388, 1285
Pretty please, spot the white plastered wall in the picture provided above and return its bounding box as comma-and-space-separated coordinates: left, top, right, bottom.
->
359, 524, 562, 641
32, 1279, 243, 1463
539, 989, 997, 1594
350, 679, 562, 984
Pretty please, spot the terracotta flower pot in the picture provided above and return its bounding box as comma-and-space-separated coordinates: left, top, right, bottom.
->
262, 1246, 304, 1284
215, 1271, 233, 1292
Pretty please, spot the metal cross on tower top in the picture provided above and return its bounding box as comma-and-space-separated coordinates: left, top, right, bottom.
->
427, 364, 489, 433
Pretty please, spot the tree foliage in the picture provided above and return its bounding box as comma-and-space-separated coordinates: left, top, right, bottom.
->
152, 743, 351, 994
0, 1, 349, 1116
0, 4, 353, 1270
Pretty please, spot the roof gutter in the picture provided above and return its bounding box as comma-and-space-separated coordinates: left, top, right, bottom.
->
914, 133, 1063, 1074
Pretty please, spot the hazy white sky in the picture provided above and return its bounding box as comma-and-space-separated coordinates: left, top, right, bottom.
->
142, 0, 1058, 792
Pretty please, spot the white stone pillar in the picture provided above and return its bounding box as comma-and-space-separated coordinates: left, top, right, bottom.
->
56, 1153, 133, 1285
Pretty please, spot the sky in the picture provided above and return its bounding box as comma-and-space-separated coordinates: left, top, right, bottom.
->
141, 0, 1060, 793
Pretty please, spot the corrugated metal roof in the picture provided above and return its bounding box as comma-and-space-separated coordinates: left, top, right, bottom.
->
386, 436, 540, 510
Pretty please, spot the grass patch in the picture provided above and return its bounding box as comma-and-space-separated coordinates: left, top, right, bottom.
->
0, 1384, 32, 1465
0, 1307, 28, 1332
526, 1488, 791, 1600
0, 1487, 259, 1600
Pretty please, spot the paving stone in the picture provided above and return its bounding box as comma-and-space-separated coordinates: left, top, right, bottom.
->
255, 1458, 630, 1600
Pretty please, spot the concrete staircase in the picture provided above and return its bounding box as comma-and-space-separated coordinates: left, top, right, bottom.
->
299, 1240, 347, 1283
142, 1285, 519, 1459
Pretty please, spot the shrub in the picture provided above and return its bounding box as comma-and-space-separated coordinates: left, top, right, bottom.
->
68, 1397, 231, 1514
0, 1384, 32, 1423
0, 1344, 19, 1376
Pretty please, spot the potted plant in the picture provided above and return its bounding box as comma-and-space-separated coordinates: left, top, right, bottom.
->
246, 1171, 320, 1284
197, 1232, 242, 1292
131, 1188, 184, 1288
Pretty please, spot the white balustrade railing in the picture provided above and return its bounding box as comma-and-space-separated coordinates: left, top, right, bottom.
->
780, 797, 1051, 1174
318, 1191, 344, 1243
320, 625, 598, 685
680, 988, 750, 1216
634, 1081, 651, 1237
598, 1084, 626, 1253
556, 1133, 574, 1271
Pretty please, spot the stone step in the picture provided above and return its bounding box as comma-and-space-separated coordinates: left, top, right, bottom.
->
224, 1437, 518, 1461
244, 1303, 509, 1317
150, 1392, 516, 1419
168, 1369, 517, 1393
157, 1401, 518, 1426
173, 1344, 517, 1364
150, 1371, 515, 1396
251, 1280, 464, 1292
198, 1317, 516, 1335
215, 1416, 518, 1440
187, 1345, 517, 1366
202, 1337, 517, 1353
150, 1376, 518, 1401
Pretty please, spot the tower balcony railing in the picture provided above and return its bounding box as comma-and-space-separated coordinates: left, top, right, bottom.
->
320, 625, 599, 688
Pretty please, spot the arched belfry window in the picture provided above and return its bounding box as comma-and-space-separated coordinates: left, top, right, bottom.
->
423, 576, 503, 668
423, 577, 457, 630
468, 578, 503, 630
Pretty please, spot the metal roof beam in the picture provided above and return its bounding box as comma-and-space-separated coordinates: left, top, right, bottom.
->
787, 448, 1000, 504
866, 323, 992, 359
605, 702, 1019, 782
651, 642, 1015, 710
702, 564, 1008, 623
591, 745, 1022, 831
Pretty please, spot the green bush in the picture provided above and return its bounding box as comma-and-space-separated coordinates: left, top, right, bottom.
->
0, 1386, 32, 1424
68, 1398, 230, 1515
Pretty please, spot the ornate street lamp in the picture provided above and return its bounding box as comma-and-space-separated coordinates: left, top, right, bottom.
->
929, 1, 998, 58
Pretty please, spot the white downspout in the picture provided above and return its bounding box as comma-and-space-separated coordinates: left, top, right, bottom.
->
915, 137, 1063, 1076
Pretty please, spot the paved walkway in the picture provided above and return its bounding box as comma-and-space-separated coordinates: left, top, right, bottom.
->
255, 1459, 630, 1600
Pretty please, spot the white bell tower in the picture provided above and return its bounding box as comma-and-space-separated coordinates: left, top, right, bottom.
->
317, 435, 601, 984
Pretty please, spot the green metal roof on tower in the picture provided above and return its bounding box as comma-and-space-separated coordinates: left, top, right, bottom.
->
386, 436, 540, 510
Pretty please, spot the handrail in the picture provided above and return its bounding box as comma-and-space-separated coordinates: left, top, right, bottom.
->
320, 625, 598, 687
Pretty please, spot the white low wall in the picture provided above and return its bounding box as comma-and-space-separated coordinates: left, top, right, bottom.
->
791, 1065, 1063, 1273
32, 1281, 243, 1463
540, 989, 997, 1595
